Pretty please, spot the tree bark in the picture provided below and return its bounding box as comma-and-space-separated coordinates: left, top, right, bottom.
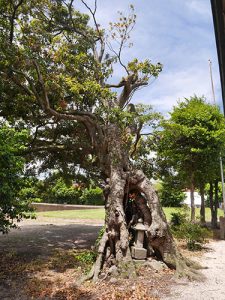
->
190, 178, 195, 222
211, 180, 218, 228
209, 182, 217, 229
199, 183, 206, 225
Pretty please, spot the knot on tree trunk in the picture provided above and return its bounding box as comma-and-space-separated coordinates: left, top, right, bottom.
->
129, 170, 145, 186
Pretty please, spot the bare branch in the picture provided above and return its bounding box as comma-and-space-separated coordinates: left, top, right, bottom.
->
10, 68, 40, 101
9, 0, 24, 43
81, 0, 105, 63
81, 0, 100, 37
106, 40, 129, 74
106, 8, 136, 74
27, 121, 56, 147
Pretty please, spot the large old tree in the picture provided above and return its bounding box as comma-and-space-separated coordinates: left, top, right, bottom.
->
0, 0, 200, 279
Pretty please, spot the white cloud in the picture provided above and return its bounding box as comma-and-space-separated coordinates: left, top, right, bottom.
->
132, 63, 222, 114
185, 0, 212, 18
77, 0, 223, 113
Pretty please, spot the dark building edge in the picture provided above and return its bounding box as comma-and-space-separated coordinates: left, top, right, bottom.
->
211, 0, 225, 113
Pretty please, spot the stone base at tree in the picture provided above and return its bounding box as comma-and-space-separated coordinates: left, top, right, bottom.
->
131, 246, 147, 260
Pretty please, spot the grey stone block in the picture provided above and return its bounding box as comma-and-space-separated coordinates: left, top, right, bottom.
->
144, 259, 168, 271
131, 246, 147, 259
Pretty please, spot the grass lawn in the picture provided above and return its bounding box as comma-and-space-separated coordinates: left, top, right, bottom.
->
37, 207, 224, 222
163, 207, 224, 222
37, 209, 105, 220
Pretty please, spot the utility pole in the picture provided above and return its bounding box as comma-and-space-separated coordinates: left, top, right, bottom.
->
209, 59, 225, 215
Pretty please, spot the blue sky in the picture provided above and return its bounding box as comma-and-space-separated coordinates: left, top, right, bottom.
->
79, 0, 222, 114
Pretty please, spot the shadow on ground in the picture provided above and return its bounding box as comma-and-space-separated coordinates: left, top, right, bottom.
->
0, 222, 101, 299
0, 223, 101, 256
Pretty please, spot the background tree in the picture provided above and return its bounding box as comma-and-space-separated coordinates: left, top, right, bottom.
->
0, 122, 32, 233
32, 173, 105, 205
158, 177, 186, 207
155, 96, 225, 223
0, 0, 200, 279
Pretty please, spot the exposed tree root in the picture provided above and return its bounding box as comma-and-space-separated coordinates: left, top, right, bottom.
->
77, 264, 95, 285
93, 231, 108, 281
175, 257, 206, 281
77, 231, 108, 285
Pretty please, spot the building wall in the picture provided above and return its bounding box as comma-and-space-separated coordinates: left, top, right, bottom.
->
183, 191, 201, 207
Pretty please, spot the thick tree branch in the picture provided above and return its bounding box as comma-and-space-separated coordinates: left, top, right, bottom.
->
105, 82, 125, 89
130, 122, 143, 158
32, 61, 93, 123
10, 68, 40, 101
117, 74, 148, 108
10, 75, 33, 96
23, 144, 77, 155
11, 62, 105, 151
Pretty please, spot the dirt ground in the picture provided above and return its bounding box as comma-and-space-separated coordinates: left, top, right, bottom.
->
0, 218, 103, 300
162, 239, 225, 300
0, 217, 173, 300
0, 217, 224, 299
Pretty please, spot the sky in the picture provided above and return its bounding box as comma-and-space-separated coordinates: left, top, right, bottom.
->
78, 0, 222, 115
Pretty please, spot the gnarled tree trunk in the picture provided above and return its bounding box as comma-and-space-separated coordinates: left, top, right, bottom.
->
87, 125, 203, 282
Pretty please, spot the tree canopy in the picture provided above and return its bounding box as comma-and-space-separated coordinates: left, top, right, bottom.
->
0, 0, 162, 179
155, 96, 225, 220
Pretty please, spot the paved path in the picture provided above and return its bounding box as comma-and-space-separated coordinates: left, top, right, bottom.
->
164, 240, 225, 300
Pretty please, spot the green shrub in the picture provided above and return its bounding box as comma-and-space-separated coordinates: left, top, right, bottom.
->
170, 205, 211, 250
49, 249, 96, 273
75, 250, 97, 264
50, 178, 83, 204
172, 222, 211, 251
81, 187, 104, 205
19, 187, 43, 203
36, 176, 104, 205
170, 210, 188, 227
